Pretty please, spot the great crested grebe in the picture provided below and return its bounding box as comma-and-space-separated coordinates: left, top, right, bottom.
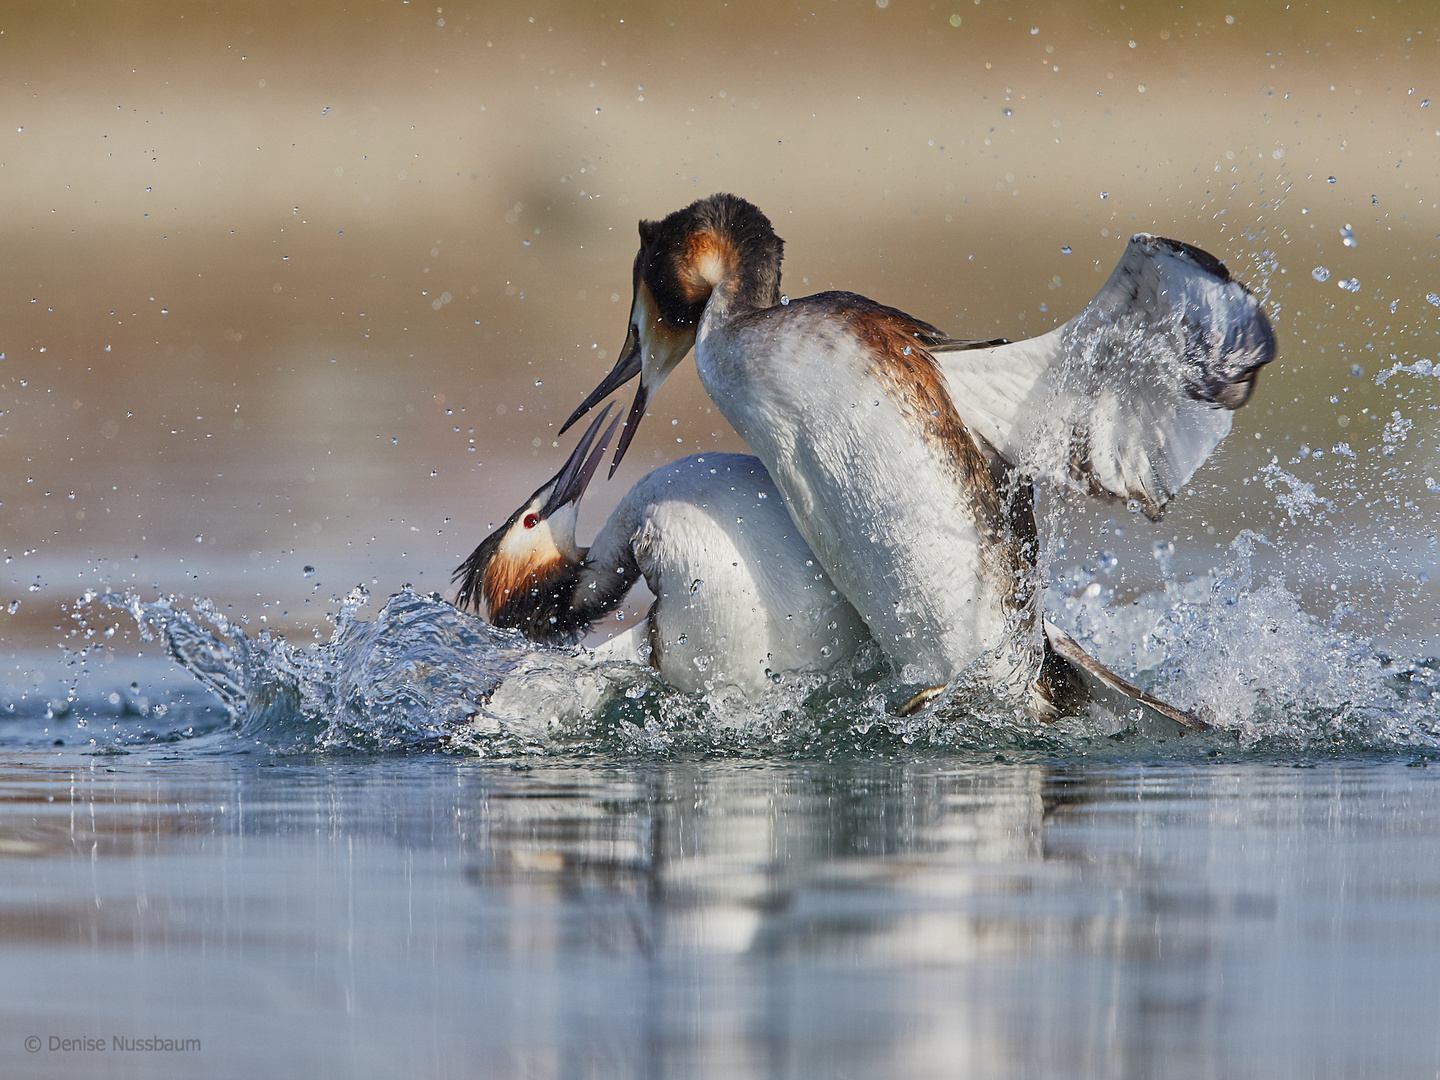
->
453, 405, 872, 698
558, 194, 1274, 714
456, 406, 1205, 727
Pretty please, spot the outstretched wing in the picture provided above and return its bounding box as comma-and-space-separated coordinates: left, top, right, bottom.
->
936, 234, 1276, 517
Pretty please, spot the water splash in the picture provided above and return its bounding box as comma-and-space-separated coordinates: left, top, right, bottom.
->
1260, 461, 1334, 520
81, 586, 646, 754
75, 560, 1440, 760
1048, 534, 1440, 751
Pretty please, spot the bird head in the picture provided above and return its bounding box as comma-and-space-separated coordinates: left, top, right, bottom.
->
558, 193, 783, 474
453, 405, 619, 642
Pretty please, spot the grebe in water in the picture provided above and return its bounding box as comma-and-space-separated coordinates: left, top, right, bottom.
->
454, 406, 870, 698
559, 194, 1273, 715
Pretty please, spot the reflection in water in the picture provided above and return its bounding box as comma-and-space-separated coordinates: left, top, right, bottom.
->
4, 756, 1439, 1078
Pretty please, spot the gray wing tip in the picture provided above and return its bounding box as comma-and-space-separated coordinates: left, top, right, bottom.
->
1181, 277, 1278, 411
1129, 232, 1234, 283
1121, 234, 1276, 410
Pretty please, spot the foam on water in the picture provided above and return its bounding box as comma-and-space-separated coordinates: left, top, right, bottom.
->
65, 548, 1440, 760
1051, 532, 1439, 751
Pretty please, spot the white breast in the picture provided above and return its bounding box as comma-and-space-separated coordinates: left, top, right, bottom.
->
695, 307, 1014, 685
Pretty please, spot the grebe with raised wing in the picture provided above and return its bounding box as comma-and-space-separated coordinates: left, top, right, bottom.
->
559, 194, 1273, 715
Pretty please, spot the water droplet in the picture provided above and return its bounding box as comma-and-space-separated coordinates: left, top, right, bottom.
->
1350, 363, 1365, 377
1338, 277, 1360, 293
1099, 191, 1108, 199
1327, 175, 1337, 184
1311, 266, 1330, 282
676, 633, 687, 644
6, 601, 17, 614
1426, 292, 1440, 307
194, 534, 203, 543
1060, 245, 1072, 254
902, 345, 912, 355
430, 470, 438, 478
1340, 224, 1357, 247
303, 566, 315, 578
689, 579, 703, 595
1003, 108, 1013, 117
779, 294, 789, 305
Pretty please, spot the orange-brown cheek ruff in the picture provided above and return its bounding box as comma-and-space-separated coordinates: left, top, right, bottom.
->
472, 545, 589, 644
678, 232, 737, 303
481, 550, 553, 620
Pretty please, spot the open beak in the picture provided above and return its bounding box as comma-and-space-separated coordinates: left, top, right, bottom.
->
558, 325, 641, 438
559, 305, 694, 477
541, 402, 621, 517
557, 327, 653, 479
557, 323, 649, 479
451, 405, 619, 616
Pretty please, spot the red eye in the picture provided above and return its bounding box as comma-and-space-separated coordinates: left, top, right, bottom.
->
522, 513, 540, 530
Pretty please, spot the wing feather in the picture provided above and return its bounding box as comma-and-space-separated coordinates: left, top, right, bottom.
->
937, 234, 1276, 516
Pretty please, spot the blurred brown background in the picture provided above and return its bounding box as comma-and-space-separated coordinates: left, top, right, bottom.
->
2, 0, 1436, 653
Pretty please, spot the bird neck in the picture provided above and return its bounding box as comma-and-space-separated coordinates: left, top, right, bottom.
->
573, 528, 642, 624
702, 235, 782, 321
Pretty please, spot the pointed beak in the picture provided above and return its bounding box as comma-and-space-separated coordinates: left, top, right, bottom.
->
560, 267, 699, 477
559, 326, 641, 437
556, 322, 659, 480
605, 326, 693, 476
540, 402, 621, 517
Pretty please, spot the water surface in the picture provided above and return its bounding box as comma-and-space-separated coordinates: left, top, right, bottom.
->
4, 744, 1440, 1079
4, 1, 1440, 1075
